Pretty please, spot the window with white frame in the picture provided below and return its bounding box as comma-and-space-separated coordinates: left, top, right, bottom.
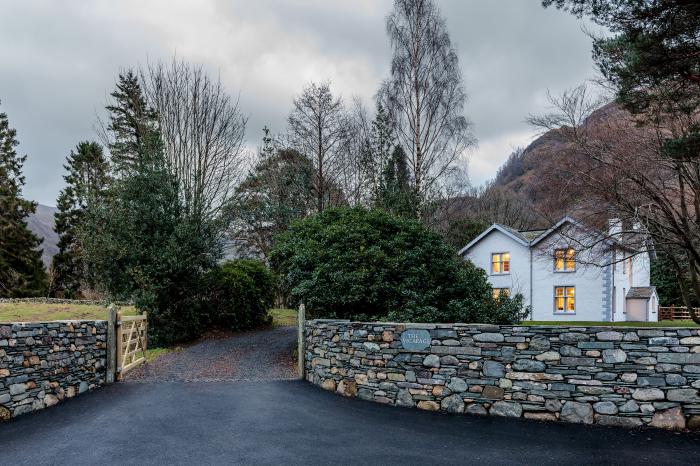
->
491, 252, 510, 274
492, 288, 511, 300
554, 248, 575, 272
554, 286, 575, 313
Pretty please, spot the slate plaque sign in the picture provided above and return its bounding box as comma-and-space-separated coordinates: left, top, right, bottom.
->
400, 329, 431, 351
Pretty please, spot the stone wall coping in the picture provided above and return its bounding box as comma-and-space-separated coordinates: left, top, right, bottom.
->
306, 318, 696, 331
0, 319, 107, 325
0, 297, 132, 306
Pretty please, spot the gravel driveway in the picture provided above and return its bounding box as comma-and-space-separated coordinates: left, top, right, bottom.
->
126, 325, 297, 382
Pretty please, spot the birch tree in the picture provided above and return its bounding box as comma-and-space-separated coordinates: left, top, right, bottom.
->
380, 0, 475, 214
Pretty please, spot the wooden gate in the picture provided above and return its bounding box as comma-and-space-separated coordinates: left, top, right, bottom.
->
659, 306, 698, 321
116, 311, 147, 380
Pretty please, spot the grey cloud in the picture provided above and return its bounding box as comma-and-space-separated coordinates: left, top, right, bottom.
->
0, 0, 595, 205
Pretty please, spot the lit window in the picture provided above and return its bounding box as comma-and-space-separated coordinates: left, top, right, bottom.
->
491, 252, 510, 274
554, 286, 575, 313
492, 288, 510, 300
554, 248, 575, 271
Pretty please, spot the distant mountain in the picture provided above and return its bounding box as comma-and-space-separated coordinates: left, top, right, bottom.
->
25, 204, 58, 267
492, 102, 627, 218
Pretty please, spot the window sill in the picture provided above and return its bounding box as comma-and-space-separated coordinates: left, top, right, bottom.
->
553, 270, 576, 273
553, 312, 576, 315
491, 272, 511, 276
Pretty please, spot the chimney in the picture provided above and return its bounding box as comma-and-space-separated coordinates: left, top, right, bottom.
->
608, 218, 622, 238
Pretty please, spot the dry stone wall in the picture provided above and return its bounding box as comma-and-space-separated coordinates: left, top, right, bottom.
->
0, 298, 130, 306
305, 320, 700, 430
0, 320, 107, 420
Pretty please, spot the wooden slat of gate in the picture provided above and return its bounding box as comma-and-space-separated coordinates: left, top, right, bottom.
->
116, 311, 148, 380
659, 306, 696, 320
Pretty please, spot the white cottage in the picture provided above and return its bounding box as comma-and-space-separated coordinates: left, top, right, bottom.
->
460, 216, 658, 322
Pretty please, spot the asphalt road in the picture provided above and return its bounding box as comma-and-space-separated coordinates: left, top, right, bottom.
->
1, 379, 699, 465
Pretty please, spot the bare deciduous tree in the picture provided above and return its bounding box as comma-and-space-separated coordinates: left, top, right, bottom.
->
335, 97, 372, 207
140, 58, 248, 222
529, 84, 700, 324
380, 0, 476, 213
287, 81, 347, 213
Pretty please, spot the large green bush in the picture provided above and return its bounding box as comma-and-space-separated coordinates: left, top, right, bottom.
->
206, 259, 276, 330
270, 207, 528, 324
82, 144, 217, 346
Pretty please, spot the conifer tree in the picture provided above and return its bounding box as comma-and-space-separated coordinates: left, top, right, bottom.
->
230, 128, 316, 258
378, 145, 417, 218
52, 141, 110, 298
104, 70, 158, 175
361, 102, 396, 203
0, 101, 47, 297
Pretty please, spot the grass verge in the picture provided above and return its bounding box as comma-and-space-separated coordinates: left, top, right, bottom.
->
522, 320, 697, 328
269, 308, 297, 327
144, 346, 181, 363
0, 302, 138, 322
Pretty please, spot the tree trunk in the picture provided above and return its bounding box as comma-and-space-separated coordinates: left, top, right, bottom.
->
317, 122, 324, 213
685, 258, 700, 325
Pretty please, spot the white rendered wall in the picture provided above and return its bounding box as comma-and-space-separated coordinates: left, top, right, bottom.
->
462, 230, 531, 311
463, 227, 655, 322
531, 239, 606, 322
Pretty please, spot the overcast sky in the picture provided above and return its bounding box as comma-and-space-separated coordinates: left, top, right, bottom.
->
1, 0, 596, 207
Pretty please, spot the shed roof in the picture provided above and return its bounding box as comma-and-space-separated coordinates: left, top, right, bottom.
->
626, 287, 657, 300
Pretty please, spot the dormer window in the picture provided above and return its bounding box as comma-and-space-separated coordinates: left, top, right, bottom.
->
554, 248, 575, 272
491, 252, 510, 274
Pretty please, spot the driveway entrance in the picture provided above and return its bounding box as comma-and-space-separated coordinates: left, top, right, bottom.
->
126, 326, 297, 382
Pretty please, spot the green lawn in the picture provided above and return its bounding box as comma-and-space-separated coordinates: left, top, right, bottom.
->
144, 346, 182, 362
0, 302, 138, 323
522, 320, 697, 328
268, 308, 297, 327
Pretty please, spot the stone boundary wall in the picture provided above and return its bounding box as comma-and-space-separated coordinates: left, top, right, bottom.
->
0, 297, 131, 307
0, 320, 108, 421
305, 320, 700, 430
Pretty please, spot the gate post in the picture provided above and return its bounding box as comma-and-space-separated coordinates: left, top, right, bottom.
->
106, 304, 118, 384
297, 304, 305, 379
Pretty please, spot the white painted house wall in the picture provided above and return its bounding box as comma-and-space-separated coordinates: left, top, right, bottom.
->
530, 239, 606, 321
612, 250, 629, 322
611, 249, 656, 322
462, 229, 531, 304
462, 218, 657, 323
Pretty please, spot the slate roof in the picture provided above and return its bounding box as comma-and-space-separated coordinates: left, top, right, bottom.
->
626, 287, 657, 299
518, 229, 547, 241
461, 215, 646, 255
495, 224, 529, 242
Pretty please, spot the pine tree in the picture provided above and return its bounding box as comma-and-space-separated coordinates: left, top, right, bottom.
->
0, 101, 47, 297
378, 145, 417, 218
82, 131, 217, 345
52, 141, 110, 298
361, 102, 396, 203
260, 126, 275, 160
105, 70, 158, 175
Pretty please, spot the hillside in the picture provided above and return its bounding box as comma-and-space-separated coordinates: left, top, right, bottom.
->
492, 103, 628, 218
25, 204, 58, 267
